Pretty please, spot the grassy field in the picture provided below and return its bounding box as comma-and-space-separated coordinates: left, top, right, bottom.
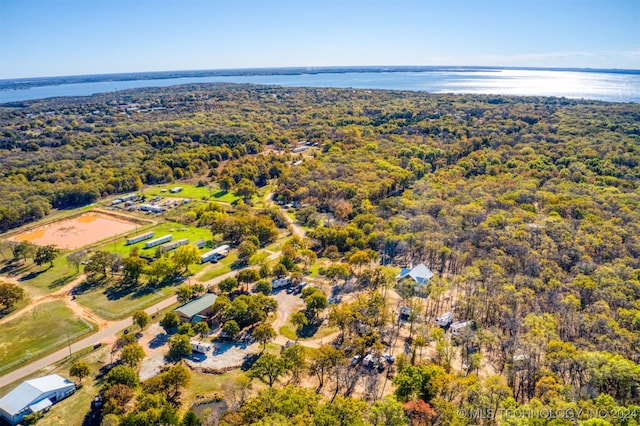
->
0, 257, 80, 297
0, 301, 97, 374
141, 183, 243, 205
75, 284, 177, 320
197, 252, 239, 282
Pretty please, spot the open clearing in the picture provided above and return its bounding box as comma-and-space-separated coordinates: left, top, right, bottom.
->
10, 212, 139, 249
0, 300, 96, 374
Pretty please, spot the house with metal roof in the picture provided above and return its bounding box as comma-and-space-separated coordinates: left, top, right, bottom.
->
0, 374, 76, 425
396, 263, 434, 285
173, 292, 218, 323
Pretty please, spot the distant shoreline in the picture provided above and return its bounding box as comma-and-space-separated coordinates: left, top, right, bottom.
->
2, 66, 639, 91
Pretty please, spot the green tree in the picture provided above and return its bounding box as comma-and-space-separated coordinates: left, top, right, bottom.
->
254, 279, 272, 295
222, 320, 241, 340
69, 361, 91, 383
160, 311, 180, 333
181, 411, 202, 426
84, 251, 119, 280
291, 311, 309, 334
12, 241, 36, 262
305, 289, 328, 320
392, 364, 445, 403
193, 321, 210, 339
163, 363, 192, 400
122, 256, 147, 285
121, 343, 145, 368
314, 396, 368, 426
133, 310, 151, 331
176, 284, 195, 304
237, 269, 260, 286
0, 281, 25, 310
34, 244, 61, 268
168, 334, 193, 360
369, 396, 409, 426
250, 353, 285, 387
237, 240, 258, 262
252, 323, 276, 350
173, 245, 200, 273
219, 277, 239, 293
105, 365, 138, 388
282, 344, 307, 385
309, 345, 344, 389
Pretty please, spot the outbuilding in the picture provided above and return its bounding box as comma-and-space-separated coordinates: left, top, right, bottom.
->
0, 375, 76, 425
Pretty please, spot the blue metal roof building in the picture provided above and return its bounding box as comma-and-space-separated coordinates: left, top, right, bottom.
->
0, 374, 76, 425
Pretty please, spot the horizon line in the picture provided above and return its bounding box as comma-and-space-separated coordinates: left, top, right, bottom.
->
2, 64, 639, 83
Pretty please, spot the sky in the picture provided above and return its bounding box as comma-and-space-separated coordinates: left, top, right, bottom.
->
1, 0, 639, 79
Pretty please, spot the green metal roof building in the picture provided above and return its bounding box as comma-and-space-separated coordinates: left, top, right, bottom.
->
174, 293, 218, 323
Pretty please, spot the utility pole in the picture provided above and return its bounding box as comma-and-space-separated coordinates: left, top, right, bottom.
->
67, 332, 72, 357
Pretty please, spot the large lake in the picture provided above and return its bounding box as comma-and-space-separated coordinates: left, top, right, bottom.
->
1, 69, 639, 104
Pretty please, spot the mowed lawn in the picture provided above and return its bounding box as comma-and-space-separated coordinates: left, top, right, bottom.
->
0, 301, 96, 374
75, 284, 176, 321
0, 257, 80, 298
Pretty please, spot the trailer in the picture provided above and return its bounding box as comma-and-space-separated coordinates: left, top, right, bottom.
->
271, 277, 291, 289
144, 234, 173, 249
193, 239, 207, 249
159, 238, 189, 252
126, 231, 155, 245
191, 341, 212, 353
436, 312, 454, 327
200, 244, 231, 263
139, 204, 164, 214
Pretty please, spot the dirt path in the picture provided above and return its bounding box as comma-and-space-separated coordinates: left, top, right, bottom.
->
0, 274, 87, 326
265, 192, 306, 238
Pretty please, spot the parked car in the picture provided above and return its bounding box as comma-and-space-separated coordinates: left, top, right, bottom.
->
350, 354, 361, 366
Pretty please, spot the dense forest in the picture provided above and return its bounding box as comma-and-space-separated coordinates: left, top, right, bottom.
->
1, 84, 639, 424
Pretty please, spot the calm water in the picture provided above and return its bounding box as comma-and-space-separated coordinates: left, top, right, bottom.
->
1, 69, 639, 103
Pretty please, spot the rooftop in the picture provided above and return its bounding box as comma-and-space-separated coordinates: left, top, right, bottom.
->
0, 374, 74, 416
397, 263, 434, 285
174, 293, 218, 318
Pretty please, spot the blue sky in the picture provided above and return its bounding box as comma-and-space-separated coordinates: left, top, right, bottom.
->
1, 0, 638, 78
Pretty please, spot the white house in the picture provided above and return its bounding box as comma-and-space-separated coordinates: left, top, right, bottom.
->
396, 263, 434, 286
0, 374, 76, 425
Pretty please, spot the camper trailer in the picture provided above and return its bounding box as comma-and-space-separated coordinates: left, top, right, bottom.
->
436, 312, 454, 327
191, 341, 213, 353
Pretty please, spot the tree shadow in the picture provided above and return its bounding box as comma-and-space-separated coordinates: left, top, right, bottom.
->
73, 278, 107, 295
149, 333, 169, 349
81, 408, 102, 426
297, 321, 321, 338
240, 353, 260, 371
0, 261, 31, 276
212, 190, 229, 199
48, 274, 77, 289
0, 306, 18, 320
18, 269, 46, 281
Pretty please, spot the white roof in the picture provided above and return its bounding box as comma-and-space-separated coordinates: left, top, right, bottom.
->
397, 263, 434, 284
0, 374, 74, 416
